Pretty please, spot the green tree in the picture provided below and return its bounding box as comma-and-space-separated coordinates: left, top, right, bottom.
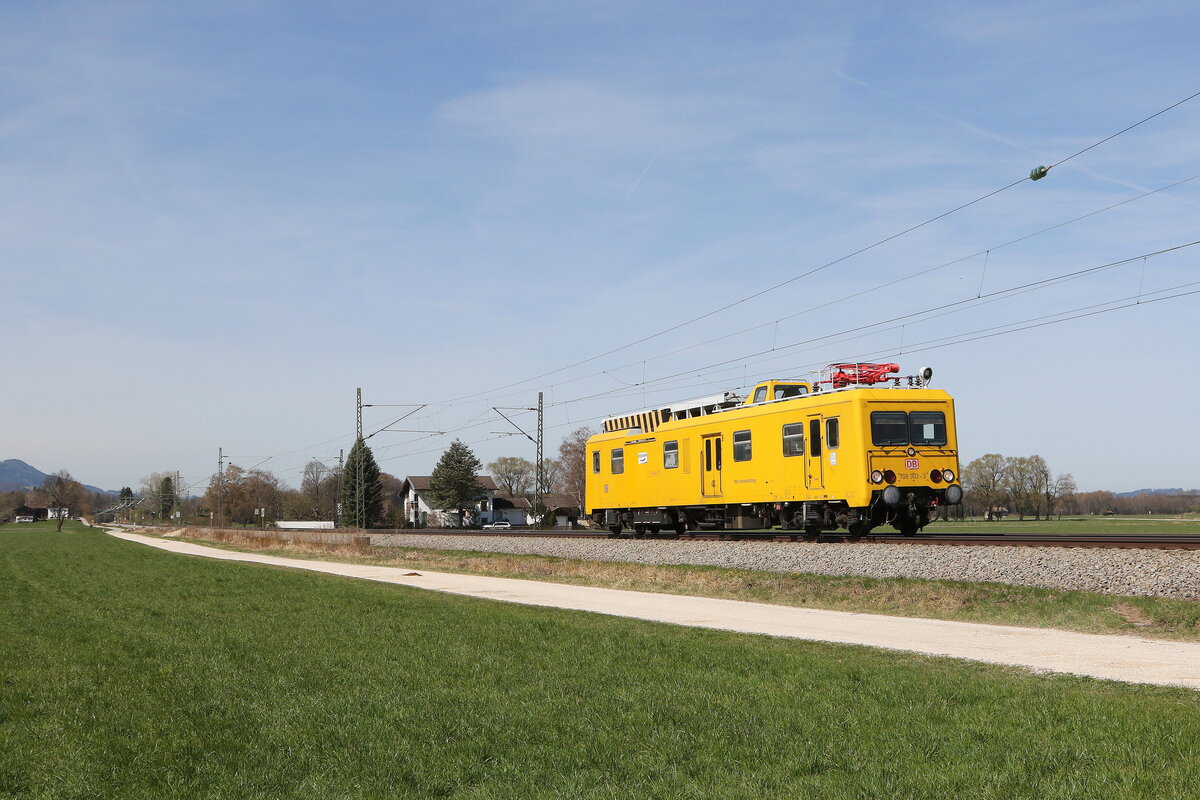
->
338, 437, 383, 528
159, 476, 177, 520
429, 440, 486, 527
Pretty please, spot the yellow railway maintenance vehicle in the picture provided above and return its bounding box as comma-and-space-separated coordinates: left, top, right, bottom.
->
585, 363, 963, 540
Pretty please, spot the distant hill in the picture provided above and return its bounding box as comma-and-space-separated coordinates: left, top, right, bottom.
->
0, 459, 114, 495
1113, 488, 1200, 498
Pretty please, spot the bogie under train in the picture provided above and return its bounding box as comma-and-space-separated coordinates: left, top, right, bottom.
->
585, 364, 963, 539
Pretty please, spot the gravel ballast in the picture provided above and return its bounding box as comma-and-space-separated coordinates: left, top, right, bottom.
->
369, 533, 1200, 600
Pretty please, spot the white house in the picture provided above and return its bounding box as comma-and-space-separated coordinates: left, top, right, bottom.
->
399, 475, 500, 528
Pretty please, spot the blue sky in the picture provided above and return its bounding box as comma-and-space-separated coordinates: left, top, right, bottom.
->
3, 0, 1198, 493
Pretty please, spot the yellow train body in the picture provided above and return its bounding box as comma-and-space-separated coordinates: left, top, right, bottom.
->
585, 378, 962, 538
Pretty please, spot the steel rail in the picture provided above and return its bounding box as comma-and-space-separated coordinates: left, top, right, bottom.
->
370, 528, 1200, 550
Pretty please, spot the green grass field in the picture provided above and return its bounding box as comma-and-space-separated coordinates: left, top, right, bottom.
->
4, 522, 1200, 799
930, 516, 1200, 534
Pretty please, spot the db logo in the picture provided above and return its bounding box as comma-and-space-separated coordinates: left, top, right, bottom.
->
905, 458, 919, 470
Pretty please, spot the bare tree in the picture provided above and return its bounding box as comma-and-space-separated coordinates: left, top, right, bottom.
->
557, 426, 595, 516
540, 457, 562, 495
962, 454, 1006, 520
300, 460, 339, 521
1002, 457, 1038, 520
1028, 455, 1052, 520
1051, 474, 1077, 519
488, 456, 534, 499
43, 470, 83, 532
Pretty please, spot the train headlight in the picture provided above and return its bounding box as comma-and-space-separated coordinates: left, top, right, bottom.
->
930, 469, 943, 484
942, 468, 956, 482
883, 469, 897, 484
944, 485, 963, 504
882, 485, 902, 506
870, 470, 884, 484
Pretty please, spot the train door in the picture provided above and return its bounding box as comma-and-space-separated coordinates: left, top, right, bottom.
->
805, 415, 823, 490
701, 434, 723, 497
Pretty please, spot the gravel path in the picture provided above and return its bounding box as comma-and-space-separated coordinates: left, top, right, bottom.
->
370, 533, 1200, 600
108, 530, 1200, 689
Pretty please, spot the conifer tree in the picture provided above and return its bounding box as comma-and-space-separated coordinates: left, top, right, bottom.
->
159, 476, 177, 519
429, 440, 486, 527
338, 437, 383, 528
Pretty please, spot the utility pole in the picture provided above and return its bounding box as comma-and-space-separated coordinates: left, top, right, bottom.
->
536, 391, 544, 522
493, 391, 546, 526
217, 447, 224, 528
356, 388, 364, 530
336, 448, 344, 528
352, 391, 429, 529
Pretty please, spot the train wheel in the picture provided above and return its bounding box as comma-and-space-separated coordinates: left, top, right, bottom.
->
847, 521, 867, 541
648, 525, 662, 535
633, 524, 646, 538
898, 521, 919, 537
608, 525, 622, 538
802, 525, 821, 542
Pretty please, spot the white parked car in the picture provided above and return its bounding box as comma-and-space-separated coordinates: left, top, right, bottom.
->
482, 521, 512, 530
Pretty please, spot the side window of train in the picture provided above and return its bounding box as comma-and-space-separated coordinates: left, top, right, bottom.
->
733, 430, 752, 461
825, 418, 840, 449
809, 418, 822, 457
782, 423, 804, 456
611, 448, 624, 475
592, 451, 600, 474
664, 440, 679, 469
753, 386, 767, 404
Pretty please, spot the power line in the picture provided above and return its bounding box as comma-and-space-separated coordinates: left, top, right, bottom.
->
196, 93, 1200, 481
419, 88, 1200, 410
479, 171, 1200, 401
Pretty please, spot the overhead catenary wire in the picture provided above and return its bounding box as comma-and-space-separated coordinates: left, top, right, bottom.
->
267, 233, 1200, 477
418, 88, 1200, 410
381, 278, 1200, 465
198, 92, 1200, 483
536, 239, 1200, 413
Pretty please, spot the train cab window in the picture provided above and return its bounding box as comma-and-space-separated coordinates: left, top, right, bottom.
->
753, 386, 767, 404
910, 411, 947, 446
704, 439, 712, 471
809, 419, 822, 457
825, 418, 840, 449
611, 448, 624, 474
782, 423, 804, 456
664, 440, 679, 469
773, 384, 808, 399
592, 451, 600, 474
871, 412, 910, 446
733, 430, 752, 462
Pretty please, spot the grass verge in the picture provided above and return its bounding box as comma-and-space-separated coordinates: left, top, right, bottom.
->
930, 516, 1200, 534
158, 526, 1200, 642
4, 522, 1200, 799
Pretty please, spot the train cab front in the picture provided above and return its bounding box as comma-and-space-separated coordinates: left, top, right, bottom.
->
864, 402, 962, 536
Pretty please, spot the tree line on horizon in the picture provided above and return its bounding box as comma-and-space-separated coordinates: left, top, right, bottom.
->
6, 436, 1198, 527
23, 426, 596, 530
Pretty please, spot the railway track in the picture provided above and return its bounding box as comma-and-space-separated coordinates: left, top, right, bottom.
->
373, 528, 1200, 550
